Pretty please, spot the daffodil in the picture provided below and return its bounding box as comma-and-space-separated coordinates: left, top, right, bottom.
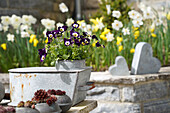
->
1, 43, 6, 50
103, 28, 110, 35
33, 39, 39, 47
151, 33, 156, 38
45, 38, 48, 44
132, 26, 139, 31
130, 48, 135, 53
100, 34, 107, 41
118, 45, 123, 52
92, 41, 98, 47
167, 12, 170, 20
77, 20, 85, 26
29, 34, 36, 43
116, 37, 123, 45
150, 28, 154, 33
106, 32, 114, 42
134, 31, 140, 39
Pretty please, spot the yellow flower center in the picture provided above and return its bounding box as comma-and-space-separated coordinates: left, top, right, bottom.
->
73, 33, 78, 37
60, 28, 64, 32
49, 34, 53, 38
65, 41, 70, 45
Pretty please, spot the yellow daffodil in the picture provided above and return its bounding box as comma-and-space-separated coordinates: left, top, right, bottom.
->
77, 20, 85, 26
33, 39, 39, 47
100, 34, 107, 40
45, 38, 48, 44
116, 36, 123, 45
29, 34, 36, 43
103, 28, 110, 35
134, 30, 140, 39
92, 25, 99, 32
1, 43, 7, 50
151, 33, 157, 38
167, 12, 170, 20
150, 28, 154, 33
130, 48, 135, 53
90, 17, 103, 25
132, 26, 139, 31
92, 41, 98, 47
118, 45, 123, 52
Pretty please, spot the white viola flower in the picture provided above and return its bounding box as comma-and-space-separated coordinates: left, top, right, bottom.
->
22, 15, 37, 25
59, 3, 69, 13
154, 18, 163, 26
0, 24, 3, 31
112, 11, 121, 18
80, 22, 87, 31
41, 18, 55, 30
56, 22, 64, 28
106, 32, 114, 42
98, 22, 104, 30
132, 19, 143, 27
10, 15, 22, 29
128, 10, 139, 20
143, 8, 154, 19
112, 20, 123, 31
86, 24, 92, 35
66, 18, 74, 26
7, 33, 15, 42
21, 31, 30, 38
3, 26, 9, 32
106, 5, 111, 15
1, 16, 11, 26
122, 27, 130, 35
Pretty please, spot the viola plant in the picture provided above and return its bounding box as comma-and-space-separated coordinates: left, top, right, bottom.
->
38, 22, 104, 63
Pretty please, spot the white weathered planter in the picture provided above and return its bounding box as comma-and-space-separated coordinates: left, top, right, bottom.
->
55, 60, 86, 70
35, 103, 61, 113
8, 67, 91, 106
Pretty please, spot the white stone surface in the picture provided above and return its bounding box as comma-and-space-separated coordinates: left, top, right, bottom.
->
131, 42, 161, 75
109, 56, 130, 76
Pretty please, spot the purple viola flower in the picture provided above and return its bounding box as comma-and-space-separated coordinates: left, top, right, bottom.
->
46, 31, 54, 38
64, 38, 72, 46
74, 39, 81, 46
58, 26, 68, 33
72, 22, 79, 28
81, 38, 90, 45
38, 48, 47, 62
83, 32, 88, 36
92, 35, 98, 40
96, 42, 105, 48
53, 30, 62, 38
70, 30, 79, 38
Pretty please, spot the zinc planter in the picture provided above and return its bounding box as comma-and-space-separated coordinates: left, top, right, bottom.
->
8, 66, 92, 106
55, 60, 86, 70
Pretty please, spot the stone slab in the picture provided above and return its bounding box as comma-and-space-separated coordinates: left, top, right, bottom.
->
143, 98, 170, 113
90, 101, 141, 113
89, 67, 170, 85
109, 56, 130, 76
66, 100, 97, 113
131, 42, 161, 75
87, 86, 120, 101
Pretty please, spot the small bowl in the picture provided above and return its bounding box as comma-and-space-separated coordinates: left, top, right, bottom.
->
35, 103, 61, 113
16, 107, 40, 113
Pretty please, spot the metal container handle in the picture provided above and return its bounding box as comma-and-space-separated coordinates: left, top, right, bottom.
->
78, 81, 95, 91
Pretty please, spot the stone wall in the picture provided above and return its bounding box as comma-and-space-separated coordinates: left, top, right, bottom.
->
87, 67, 170, 113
